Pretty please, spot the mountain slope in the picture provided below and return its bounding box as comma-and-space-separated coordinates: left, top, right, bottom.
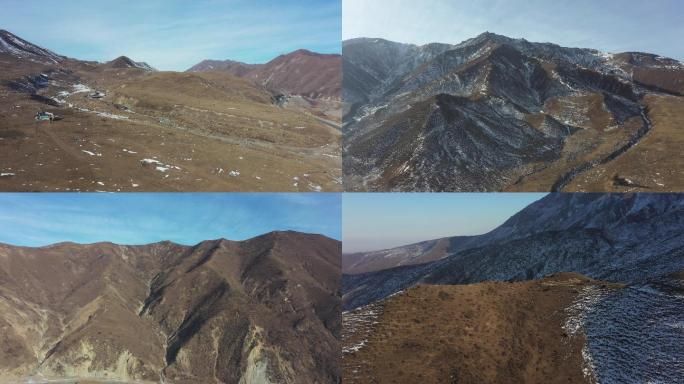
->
0, 29, 64, 64
187, 59, 262, 77
105, 56, 155, 71
189, 49, 341, 101
343, 274, 617, 384
343, 33, 684, 192
0, 30, 341, 192
344, 271, 684, 383
0, 232, 341, 383
342, 193, 684, 310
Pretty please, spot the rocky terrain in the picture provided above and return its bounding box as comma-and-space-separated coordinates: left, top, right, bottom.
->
343, 33, 684, 192
0, 231, 341, 384
343, 272, 683, 383
0, 29, 341, 192
342, 194, 684, 383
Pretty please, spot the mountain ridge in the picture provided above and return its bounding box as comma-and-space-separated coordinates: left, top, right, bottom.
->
343, 33, 684, 192
342, 193, 684, 309
0, 231, 341, 383
188, 49, 342, 100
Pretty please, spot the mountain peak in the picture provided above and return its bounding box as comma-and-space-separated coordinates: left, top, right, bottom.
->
0, 29, 64, 64
107, 55, 155, 71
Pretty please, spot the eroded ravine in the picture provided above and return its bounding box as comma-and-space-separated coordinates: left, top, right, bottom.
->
550, 106, 653, 192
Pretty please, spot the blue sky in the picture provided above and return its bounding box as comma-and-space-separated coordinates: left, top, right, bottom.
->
0, 193, 341, 246
344, 0, 684, 61
343, 193, 546, 252
0, 0, 341, 71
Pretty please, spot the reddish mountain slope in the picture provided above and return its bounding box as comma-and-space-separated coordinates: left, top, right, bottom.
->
188, 49, 341, 100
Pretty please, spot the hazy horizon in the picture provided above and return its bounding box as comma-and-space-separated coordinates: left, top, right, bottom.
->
0, 193, 341, 247
343, 0, 684, 61
343, 193, 546, 253
0, 0, 341, 71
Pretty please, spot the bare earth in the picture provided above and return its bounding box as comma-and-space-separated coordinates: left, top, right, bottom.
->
342, 273, 624, 384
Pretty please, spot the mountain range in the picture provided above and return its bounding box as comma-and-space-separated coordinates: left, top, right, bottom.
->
342, 194, 684, 383
188, 49, 341, 101
0, 29, 341, 192
342, 33, 684, 192
0, 231, 341, 384
343, 193, 684, 309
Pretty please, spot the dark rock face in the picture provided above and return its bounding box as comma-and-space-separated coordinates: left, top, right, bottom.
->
343, 33, 684, 191
0, 231, 341, 383
343, 193, 684, 310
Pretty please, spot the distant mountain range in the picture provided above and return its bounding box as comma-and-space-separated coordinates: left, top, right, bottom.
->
188, 49, 341, 100
343, 193, 684, 310
0, 231, 341, 383
343, 33, 684, 192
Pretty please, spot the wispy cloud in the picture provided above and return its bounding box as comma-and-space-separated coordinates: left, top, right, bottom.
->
1, 0, 341, 70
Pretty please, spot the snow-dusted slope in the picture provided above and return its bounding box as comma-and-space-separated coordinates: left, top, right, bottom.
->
343, 193, 684, 310
343, 33, 684, 192
0, 29, 64, 64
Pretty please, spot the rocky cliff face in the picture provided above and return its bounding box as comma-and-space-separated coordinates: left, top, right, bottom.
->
0, 231, 341, 383
343, 33, 684, 192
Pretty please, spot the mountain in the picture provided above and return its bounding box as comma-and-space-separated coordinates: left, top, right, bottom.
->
188, 49, 342, 101
0, 30, 341, 192
343, 273, 618, 383
342, 195, 684, 383
0, 29, 64, 64
343, 271, 684, 383
342, 193, 684, 310
343, 237, 454, 274
106, 56, 156, 71
0, 231, 341, 383
343, 33, 684, 192
187, 59, 262, 77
